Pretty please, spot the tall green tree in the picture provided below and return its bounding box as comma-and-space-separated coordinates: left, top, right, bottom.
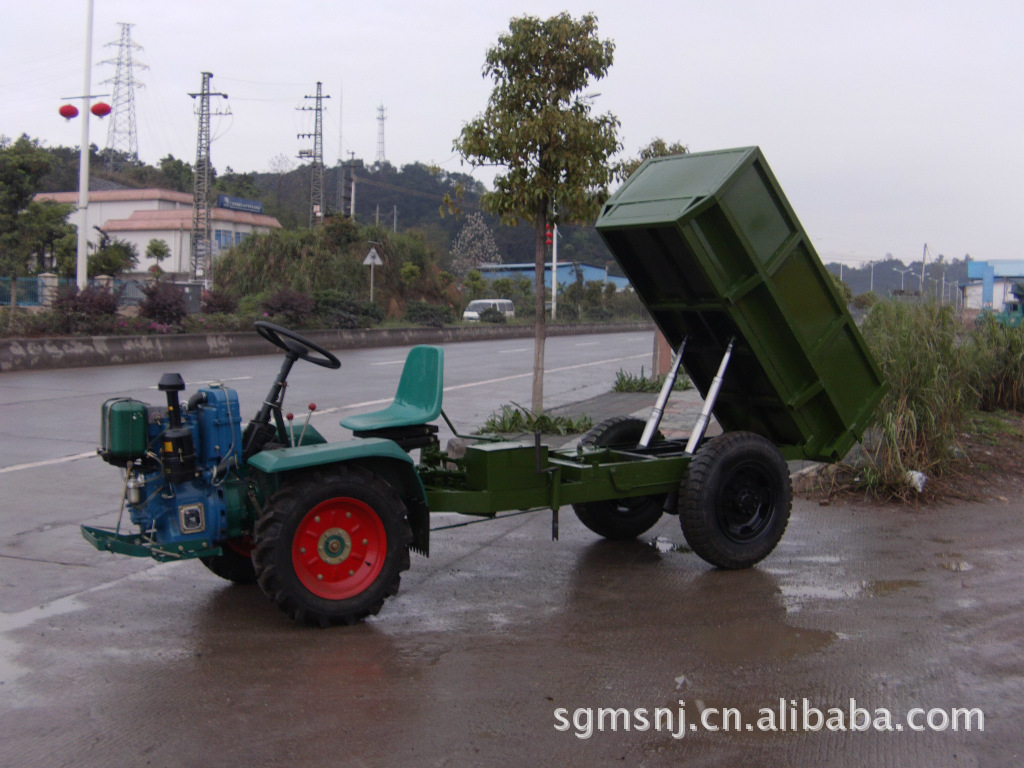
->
454, 12, 620, 412
1, 136, 55, 305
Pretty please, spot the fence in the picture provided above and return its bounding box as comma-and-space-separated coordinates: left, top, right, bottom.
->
0, 276, 199, 311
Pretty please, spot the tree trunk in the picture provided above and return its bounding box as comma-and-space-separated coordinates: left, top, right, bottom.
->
531, 199, 548, 414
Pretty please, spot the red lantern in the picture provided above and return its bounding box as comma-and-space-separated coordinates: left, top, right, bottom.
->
91, 102, 112, 118
59, 104, 79, 121
545, 224, 553, 246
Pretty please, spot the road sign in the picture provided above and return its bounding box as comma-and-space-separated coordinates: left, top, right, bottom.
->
363, 247, 383, 266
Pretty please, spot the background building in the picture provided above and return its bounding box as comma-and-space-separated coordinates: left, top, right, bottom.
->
478, 262, 630, 292
35, 189, 281, 274
965, 260, 1024, 310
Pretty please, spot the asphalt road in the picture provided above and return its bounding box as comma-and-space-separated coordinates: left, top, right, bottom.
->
1, 330, 1021, 767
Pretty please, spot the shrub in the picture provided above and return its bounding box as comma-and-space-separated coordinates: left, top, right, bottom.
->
478, 306, 507, 324
139, 282, 187, 325
201, 289, 238, 315
313, 289, 384, 328
261, 288, 315, 326
52, 284, 119, 318
405, 301, 452, 327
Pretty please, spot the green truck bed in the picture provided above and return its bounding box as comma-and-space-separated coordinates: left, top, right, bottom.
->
596, 147, 885, 462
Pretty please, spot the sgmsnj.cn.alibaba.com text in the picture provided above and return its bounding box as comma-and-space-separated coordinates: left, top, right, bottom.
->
554, 699, 985, 740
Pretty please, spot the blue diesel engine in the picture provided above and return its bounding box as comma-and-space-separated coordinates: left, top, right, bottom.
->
98, 373, 248, 557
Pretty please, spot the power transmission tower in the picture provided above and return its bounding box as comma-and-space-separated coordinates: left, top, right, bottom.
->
297, 82, 329, 227
100, 22, 147, 170
188, 72, 228, 282
376, 104, 387, 163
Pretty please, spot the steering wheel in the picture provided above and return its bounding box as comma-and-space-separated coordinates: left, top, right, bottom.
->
254, 321, 341, 369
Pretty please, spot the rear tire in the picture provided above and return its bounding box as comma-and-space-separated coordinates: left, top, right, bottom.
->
680, 431, 791, 569
254, 465, 412, 626
572, 416, 667, 540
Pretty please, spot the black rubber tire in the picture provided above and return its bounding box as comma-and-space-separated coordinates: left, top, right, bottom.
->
572, 416, 667, 540
199, 539, 256, 584
680, 431, 791, 569
253, 465, 412, 626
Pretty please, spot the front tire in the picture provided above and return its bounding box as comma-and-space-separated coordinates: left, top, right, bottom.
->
680, 431, 791, 569
254, 465, 412, 626
200, 537, 256, 584
572, 416, 667, 540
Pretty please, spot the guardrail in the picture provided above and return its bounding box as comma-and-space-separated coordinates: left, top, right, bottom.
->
0, 321, 653, 373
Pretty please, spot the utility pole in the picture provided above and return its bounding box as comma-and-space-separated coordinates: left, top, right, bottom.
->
188, 72, 228, 282
100, 22, 146, 170
376, 104, 387, 164
347, 151, 357, 219
297, 81, 329, 227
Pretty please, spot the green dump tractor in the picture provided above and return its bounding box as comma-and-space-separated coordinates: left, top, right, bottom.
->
83, 147, 886, 626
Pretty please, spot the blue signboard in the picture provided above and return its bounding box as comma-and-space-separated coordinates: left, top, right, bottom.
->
216, 195, 264, 214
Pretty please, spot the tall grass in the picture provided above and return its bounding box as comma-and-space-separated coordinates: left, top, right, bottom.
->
857, 301, 975, 493
969, 317, 1024, 411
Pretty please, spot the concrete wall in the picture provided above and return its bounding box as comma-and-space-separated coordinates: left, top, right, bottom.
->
0, 322, 653, 373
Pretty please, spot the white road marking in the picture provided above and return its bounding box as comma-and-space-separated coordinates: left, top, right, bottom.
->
3, 352, 650, 465
0, 452, 97, 474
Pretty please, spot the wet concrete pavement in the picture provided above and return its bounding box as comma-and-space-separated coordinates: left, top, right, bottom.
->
2, 491, 1021, 767
2, 341, 1022, 767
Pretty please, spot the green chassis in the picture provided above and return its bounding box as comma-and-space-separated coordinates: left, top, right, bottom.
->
82, 435, 692, 562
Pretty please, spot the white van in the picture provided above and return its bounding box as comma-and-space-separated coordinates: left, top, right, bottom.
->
463, 299, 515, 322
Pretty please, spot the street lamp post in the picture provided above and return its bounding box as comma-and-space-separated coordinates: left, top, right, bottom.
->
76, 0, 95, 290
893, 266, 913, 291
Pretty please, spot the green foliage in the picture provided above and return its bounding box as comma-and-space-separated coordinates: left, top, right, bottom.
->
89, 231, 138, 277
313, 289, 383, 328
454, 12, 620, 228
613, 366, 692, 393
463, 269, 486, 298
479, 404, 593, 435
969, 318, 1024, 411
852, 291, 879, 310
405, 301, 453, 327
139, 281, 187, 325
261, 288, 315, 326
856, 301, 975, 495
831, 274, 852, 303
478, 306, 507, 324
0, 136, 57, 281
145, 238, 171, 265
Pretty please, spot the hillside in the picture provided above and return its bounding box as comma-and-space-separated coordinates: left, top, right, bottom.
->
32, 143, 620, 274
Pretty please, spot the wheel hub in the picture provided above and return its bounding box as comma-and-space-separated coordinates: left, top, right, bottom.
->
317, 527, 352, 565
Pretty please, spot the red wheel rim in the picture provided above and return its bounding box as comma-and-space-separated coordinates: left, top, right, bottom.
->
291, 497, 386, 600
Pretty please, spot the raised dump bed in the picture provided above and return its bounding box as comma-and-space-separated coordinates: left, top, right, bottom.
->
596, 146, 885, 463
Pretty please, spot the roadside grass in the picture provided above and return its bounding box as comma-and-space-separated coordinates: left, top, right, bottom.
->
613, 366, 692, 393
478, 404, 593, 436
836, 301, 1024, 499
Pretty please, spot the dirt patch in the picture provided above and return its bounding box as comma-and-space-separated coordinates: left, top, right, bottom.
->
800, 410, 1024, 505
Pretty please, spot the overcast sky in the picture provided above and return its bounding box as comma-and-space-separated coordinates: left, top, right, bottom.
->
2, 0, 1021, 266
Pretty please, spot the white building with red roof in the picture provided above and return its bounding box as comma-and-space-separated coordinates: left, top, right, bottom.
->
35, 188, 281, 275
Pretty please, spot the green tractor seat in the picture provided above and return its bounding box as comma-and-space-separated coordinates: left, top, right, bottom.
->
340, 346, 444, 451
